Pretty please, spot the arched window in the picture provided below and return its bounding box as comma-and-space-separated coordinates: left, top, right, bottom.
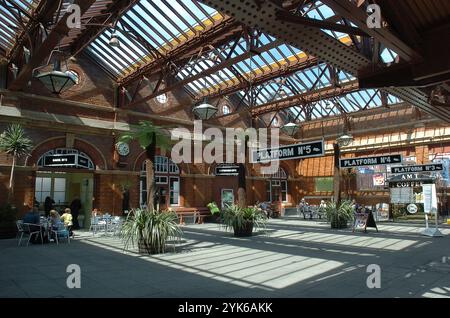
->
35, 148, 94, 205
222, 104, 231, 115
264, 167, 288, 202
37, 148, 94, 170
271, 117, 279, 127
140, 156, 180, 207
155, 93, 168, 104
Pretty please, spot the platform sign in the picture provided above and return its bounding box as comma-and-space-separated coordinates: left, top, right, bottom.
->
390, 163, 443, 174
252, 140, 324, 163
340, 154, 402, 168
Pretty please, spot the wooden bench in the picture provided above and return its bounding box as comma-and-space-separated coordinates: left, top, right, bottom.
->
176, 212, 198, 225
175, 208, 211, 225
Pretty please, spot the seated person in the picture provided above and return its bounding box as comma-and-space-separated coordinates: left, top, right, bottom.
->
49, 210, 63, 230
92, 208, 99, 218
23, 207, 40, 225
60, 208, 73, 236
22, 207, 44, 243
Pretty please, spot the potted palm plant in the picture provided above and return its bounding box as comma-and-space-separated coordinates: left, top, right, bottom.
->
325, 200, 354, 229
121, 208, 183, 254
221, 204, 267, 237
119, 121, 172, 212
0, 124, 33, 201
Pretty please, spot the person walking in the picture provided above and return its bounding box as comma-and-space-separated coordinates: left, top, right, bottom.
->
44, 196, 54, 217
70, 197, 82, 229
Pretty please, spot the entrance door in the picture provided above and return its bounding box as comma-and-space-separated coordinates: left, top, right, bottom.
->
221, 189, 234, 209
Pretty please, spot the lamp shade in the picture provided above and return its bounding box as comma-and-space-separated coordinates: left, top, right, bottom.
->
192, 102, 218, 120
336, 133, 354, 147
109, 32, 120, 47
35, 70, 78, 94
281, 122, 299, 136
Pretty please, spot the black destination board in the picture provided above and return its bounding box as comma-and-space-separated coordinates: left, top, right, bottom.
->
340, 154, 402, 168
44, 154, 76, 166
390, 163, 443, 174
252, 140, 324, 163
215, 165, 239, 176
43, 154, 91, 169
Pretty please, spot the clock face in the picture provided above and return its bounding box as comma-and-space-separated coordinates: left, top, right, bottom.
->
116, 142, 130, 156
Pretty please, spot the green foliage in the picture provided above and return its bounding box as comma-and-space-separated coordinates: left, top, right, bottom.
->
119, 120, 172, 151
221, 204, 267, 232
207, 202, 220, 215
121, 208, 183, 254
0, 204, 17, 225
0, 124, 33, 157
325, 200, 354, 229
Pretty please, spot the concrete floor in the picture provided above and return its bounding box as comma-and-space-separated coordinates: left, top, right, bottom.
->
1, 218, 449, 298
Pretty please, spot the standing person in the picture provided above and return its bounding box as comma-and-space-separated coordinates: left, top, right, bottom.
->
61, 208, 73, 237
44, 196, 54, 217
70, 197, 82, 229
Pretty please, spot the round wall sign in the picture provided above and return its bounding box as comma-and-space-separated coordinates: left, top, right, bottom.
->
407, 203, 418, 214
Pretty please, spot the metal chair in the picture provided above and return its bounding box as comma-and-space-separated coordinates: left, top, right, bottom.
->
21, 223, 44, 246
16, 220, 25, 246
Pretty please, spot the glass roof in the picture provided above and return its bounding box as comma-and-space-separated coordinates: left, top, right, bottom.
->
86, 0, 221, 77
0, 0, 38, 57
83, 0, 403, 122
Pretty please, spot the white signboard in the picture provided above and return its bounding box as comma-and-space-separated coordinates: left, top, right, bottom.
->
423, 184, 437, 214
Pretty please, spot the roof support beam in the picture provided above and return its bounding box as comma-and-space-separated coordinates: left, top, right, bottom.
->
275, 9, 367, 36
124, 39, 283, 108
118, 18, 243, 87
6, 0, 59, 62
251, 80, 359, 116
319, 0, 422, 62
199, 0, 449, 123
70, 0, 140, 57
8, 0, 97, 91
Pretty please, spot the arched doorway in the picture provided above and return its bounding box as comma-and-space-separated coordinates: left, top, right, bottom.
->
264, 167, 288, 212
140, 156, 180, 210
35, 148, 95, 227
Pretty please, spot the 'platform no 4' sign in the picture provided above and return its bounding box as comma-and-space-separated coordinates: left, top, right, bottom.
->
340, 154, 402, 168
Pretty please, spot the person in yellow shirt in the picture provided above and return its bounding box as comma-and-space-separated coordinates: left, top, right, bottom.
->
61, 208, 73, 237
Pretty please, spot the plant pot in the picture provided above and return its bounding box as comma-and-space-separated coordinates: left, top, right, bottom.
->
138, 240, 163, 254
331, 218, 348, 229
233, 221, 254, 237
0, 222, 16, 239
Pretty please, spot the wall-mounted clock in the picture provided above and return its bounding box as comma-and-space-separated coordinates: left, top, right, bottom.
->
116, 142, 130, 156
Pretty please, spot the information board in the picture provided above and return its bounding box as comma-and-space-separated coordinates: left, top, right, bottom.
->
375, 203, 389, 221
423, 183, 437, 214
390, 187, 413, 204
353, 211, 378, 232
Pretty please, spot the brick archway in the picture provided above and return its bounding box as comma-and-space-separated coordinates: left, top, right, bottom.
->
28, 137, 107, 170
